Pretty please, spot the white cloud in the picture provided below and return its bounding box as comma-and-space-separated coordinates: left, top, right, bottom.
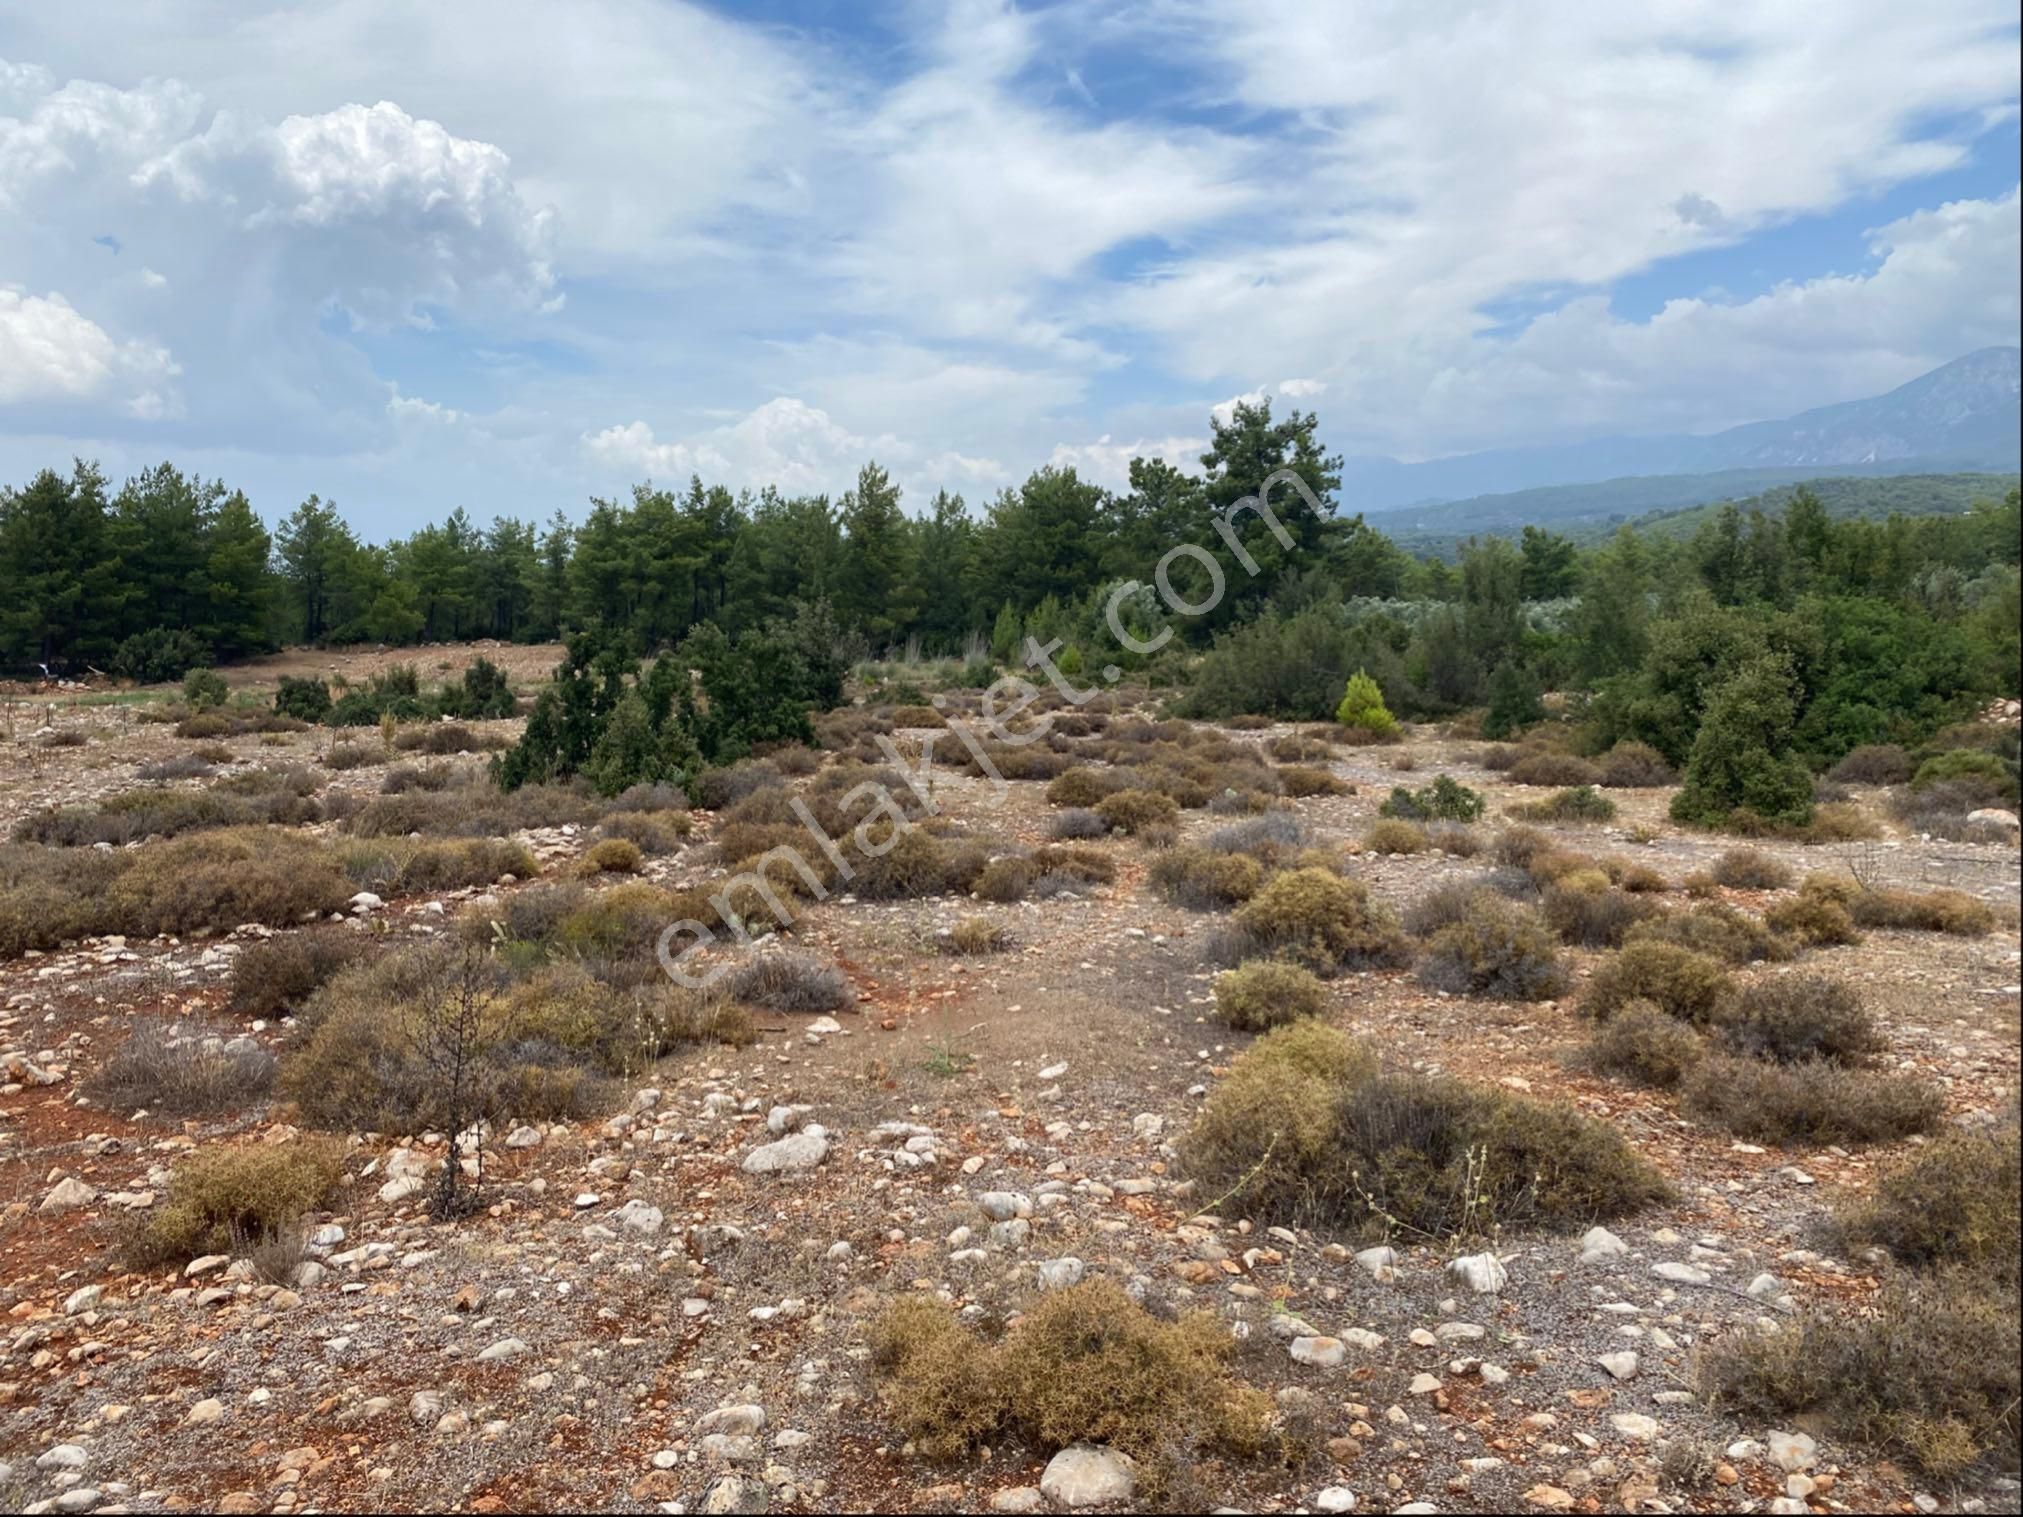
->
1047, 433, 1206, 490
1277, 378, 1328, 398
0, 286, 178, 414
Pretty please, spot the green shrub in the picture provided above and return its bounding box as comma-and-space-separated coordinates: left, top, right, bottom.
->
1417, 894, 1568, 1000
109, 627, 211, 683
1334, 669, 1398, 737
579, 837, 643, 874
1718, 976, 1883, 1065
274, 677, 334, 723
1586, 999, 1705, 1088
1911, 747, 2017, 801
1380, 774, 1485, 822
1581, 942, 1730, 1025
1230, 868, 1409, 976
1213, 960, 1328, 1031
1763, 891, 1862, 947
132, 1140, 345, 1265
1045, 767, 1129, 808
1682, 1054, 1944, 1145
1670, 657, 1814, 829
105, 828, 352, 937
340, 837, 536, 895
1093, 788, 1180, 834
181, 667, 229, 711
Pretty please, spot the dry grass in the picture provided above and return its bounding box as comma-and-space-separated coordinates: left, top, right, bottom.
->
84, 1021, 278, 1116
129, 1140, 346, 1266
726, 951, 855, 1013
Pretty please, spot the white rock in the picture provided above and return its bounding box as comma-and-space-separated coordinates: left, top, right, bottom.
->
1448, 1252, 1507, 1294
1579, 1226, 1629, 1263
1353, 1245, 1398, 1280
36, 1445, 89, 1471
1597, 1351, 1639, 1381
1036, 1256, 1085, 1290
39, 1177, 97, 1214
1767, 1430, 1816, 1473
1315, 1487, 1358, 1513
1039, 1445, 1135, 1509
1610, 1413, 1658, 1441
1652, 1261, 1710, 1285
63, 1285, 103, 1316
1290, 1336, 1346, 1368
741, 1129, 829, 1175
477, 1337, 530, 1362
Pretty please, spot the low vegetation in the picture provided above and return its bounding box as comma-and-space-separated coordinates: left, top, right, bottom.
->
129, 1140, 346, 1267
1212, 960, 1328, 1031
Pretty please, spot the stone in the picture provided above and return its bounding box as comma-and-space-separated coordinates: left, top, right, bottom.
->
1523, 1485, 1575, 1511
991, 1489, 1044, 1514
1315, 1488, 1358, 1513
742, 1130, 829, 1175
477, 1337, 530, 1362
1353, 1245, 1398, 1280
1767, 1430, 1816, 1473
1448, 1251, 1507, 1294
1290, 1336, 1346, 1368
185, 1397, 224, 1425
40, 1177, 96, 1213
1039, 1445, 1135, 1509
1610, 1413, 1659, 1441
978, 1191, 1032, 1221
1408, 1372, 1442, 1395
37, 1446, 89, 1471
1036, 1256, 1085, 1290
1579, 1226, 1629, 1263
617, 1201, 664, 1235
378, 1174, 424, 1205
1652, 1261, 1710, 1285
63, 1285, 103, 1316
1597, 1351, 1639, 1381
696, 1405, 767, 1437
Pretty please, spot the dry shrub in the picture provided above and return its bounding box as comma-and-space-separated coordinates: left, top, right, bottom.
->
727, 950, 853, 1012
1597, 741, 1675, 788
1402, 881, 1494, 938
1581, 942, 1730, 1025
346, 783, 602, 838
342, 836, 536, 895
1418, 894, 1568, 1000
1148, 846, 1263, 909
394, 721, 496, 755
1266, 734, 1334, 762
870, 1281, 1271, 1466
1229, 868, 1410, 976
1094, 788, 1180, 834
578, 837, 643, 874
1478, 744, 1520, 771
1424, 821, 1483, 857
1278, 765, 1346, 798
1204, 811, 1308, 864
938, 916, 1014, 955
322, 740, 384, 771
16, 778, 326, 847
1682, 1054, 1944, 1145
228, 929, 372, 1016
85, 1021, 277, 1115
1828, 743, 1915, 785
1047, 807, 1109, 840
686, 762, 783, 810
764, 743, 823, 776
1762, 891, 1862, 947
1361, 818, 1427, 855
597, 809, 690, 855
1493, 825, 1552, 870
1626, 903, 1792, 964
1182, 1024, 1664, 1237
1542, 881, 1662, 948
1586, 999, 1705, 1088
1718, 976, 1883, 1065
131, 1139, 345, 1266
1837, 1124, 2020, 1278
1045, 767, 1129, 808
887, 704, 944, 728
1710, 848, 1793, 890
1220, 713, 1274, 730
107, 828, 353, 937
973, 843, 1114, 903
1213, 959, 1327, 1031
175, 711, 235, 740
851, 830, 991, 900
1509, 785, 1617, 823
1847, 885, 1996, 936
1699, 1269, 2018, 1481
136, 753, 215, 781
1507, 752, 1601, 787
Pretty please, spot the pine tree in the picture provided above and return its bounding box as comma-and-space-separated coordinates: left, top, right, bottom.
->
1335, 668, 1398, 735
1482, 660, 1544, 739
1670, 656, 1815, 828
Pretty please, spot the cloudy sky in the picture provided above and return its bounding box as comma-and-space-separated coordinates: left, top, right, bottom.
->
2, 0, 2018, 537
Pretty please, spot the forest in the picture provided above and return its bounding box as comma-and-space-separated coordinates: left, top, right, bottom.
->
4, 398, 2018, 794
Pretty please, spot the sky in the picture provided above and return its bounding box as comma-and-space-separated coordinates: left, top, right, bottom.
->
1, 0, 2018, 539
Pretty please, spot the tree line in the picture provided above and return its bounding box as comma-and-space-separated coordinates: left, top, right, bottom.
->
3, 400, 2017, 786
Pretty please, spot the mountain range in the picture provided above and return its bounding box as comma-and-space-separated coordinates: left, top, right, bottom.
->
1348, 346, 2021, 520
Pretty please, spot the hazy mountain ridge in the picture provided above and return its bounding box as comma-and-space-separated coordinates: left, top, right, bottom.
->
1347, 347, 2021, 515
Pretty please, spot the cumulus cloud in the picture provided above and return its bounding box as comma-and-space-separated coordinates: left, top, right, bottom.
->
0, 287, 178, 415
1047, 433, 1206, 490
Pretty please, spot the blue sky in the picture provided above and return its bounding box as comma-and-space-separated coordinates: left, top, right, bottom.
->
1, 0, 2017, 538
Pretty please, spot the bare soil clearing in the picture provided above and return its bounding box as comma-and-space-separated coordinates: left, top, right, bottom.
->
1, 646, 2017, 1515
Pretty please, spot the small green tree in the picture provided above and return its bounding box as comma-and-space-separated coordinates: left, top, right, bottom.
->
1671, 657, 1815, 828
989, 601, 1021, 663
1482, 660, 1544, 739
1335, 668, 1398, 735
182, 666, 229, 710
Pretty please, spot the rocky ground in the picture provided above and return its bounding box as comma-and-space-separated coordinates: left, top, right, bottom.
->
1, 652, 2018, 1516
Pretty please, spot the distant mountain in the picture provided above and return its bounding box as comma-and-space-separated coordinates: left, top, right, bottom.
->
1375, 471, 2019, 556
1347, 348, 2021, 515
